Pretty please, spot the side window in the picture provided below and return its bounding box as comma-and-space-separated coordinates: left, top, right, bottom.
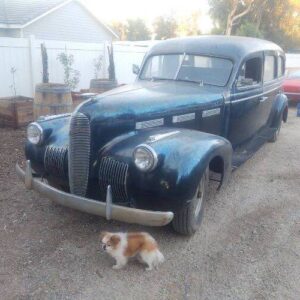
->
237, 57, 262, 88
264, 55, 276, 82
277, 56, 285, 77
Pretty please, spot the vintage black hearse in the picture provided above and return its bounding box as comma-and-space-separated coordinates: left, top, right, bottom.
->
17, 36, 288, 235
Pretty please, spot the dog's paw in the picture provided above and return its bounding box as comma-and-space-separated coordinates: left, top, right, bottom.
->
145, 266, 153, 271
112, 264, 123, 270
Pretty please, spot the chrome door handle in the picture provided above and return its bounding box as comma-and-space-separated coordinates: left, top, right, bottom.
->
259, 96, 268, 102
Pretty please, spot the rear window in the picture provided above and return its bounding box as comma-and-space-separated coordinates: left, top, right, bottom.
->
264, 55, 276, 82
278, 56, 285, 77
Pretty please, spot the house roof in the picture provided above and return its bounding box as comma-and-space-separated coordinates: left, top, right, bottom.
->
0, 0, 118, 38
0, 0, 66, 25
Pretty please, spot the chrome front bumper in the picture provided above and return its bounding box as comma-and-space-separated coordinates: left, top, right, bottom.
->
16, 161, 174, 227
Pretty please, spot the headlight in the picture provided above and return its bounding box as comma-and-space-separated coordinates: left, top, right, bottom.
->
27, 122, 43, 145
133, 144, 158, 172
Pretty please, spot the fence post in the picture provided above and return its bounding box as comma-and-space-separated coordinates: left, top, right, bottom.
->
28, 35, 36, 97
103, 41, 108, 79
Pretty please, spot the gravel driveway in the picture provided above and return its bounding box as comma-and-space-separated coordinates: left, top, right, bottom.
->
1, 108, 300, 300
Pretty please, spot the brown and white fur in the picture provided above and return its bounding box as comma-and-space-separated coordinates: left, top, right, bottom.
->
100, 231, 164, 270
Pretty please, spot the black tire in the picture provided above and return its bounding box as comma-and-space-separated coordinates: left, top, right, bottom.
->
172, 168, 209, 235
269, 117, 282, 143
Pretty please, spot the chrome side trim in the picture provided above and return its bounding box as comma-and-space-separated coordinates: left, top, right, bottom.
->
16, 162, 174, 227
136, 118, 164, 129
231, 84, 282, 104
172, 113, 195, 123
284, 92, 300, 96
202, 108, 221, 118
147, 131, 180, 143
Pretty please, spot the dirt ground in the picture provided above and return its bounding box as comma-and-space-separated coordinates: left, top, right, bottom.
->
0, 108, 300, 300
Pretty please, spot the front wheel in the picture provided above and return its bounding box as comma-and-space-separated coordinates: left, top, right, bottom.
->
172, 168, 209, 235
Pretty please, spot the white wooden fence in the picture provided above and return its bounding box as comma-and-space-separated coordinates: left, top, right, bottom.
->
113, 41, 156, 84
1, 37, 300, 99
0, 37, 151, 98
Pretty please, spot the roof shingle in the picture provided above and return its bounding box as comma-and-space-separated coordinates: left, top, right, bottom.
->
0, 0, 67, 25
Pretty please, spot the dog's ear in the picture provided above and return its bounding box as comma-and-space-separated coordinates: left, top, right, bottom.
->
100, 231, 108, 240
110, 235, 121, 247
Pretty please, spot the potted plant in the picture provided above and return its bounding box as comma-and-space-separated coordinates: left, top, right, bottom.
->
33, 44, 75, 119
0, 66, 34, 128
89, 43, 118, 93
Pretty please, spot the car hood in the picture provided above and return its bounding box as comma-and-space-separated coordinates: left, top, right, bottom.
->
78, 81, 225, 121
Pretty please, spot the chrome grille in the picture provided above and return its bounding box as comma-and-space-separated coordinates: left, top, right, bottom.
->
44, 145, 68, 177
68, 112, 90, 196
99, 157, 129, 203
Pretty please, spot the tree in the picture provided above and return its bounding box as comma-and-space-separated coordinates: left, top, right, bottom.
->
153, 16, 177, 40
177, 11, 202, 36
225, 0, 254, 35
235, 21, 263, 38
110, 21, 128, 41
246, 0, 300, 49
126, 19, 151, 41
209, 0, 300, 49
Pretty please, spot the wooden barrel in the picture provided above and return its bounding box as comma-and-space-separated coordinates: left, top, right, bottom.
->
34, 83, 72, 119
89, 79, 118, 93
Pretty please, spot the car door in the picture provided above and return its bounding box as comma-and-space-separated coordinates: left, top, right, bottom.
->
228, 52, 264, 148
260, 52, 284, 127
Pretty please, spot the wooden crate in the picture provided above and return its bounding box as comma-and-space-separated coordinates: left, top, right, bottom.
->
0, 96, 33, 129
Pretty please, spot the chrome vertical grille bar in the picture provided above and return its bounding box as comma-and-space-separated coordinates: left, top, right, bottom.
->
68, 112, 91, 196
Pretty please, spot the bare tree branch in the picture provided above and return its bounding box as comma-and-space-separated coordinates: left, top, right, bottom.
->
231, 0, 254, 22
226, 0, 255, 35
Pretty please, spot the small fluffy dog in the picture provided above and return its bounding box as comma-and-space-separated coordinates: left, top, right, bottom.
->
100, 231, 164, 270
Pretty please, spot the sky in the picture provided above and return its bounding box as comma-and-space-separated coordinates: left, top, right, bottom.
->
82, 0, 213, 33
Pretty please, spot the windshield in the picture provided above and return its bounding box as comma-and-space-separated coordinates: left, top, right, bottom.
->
288, 70, 300, 79
140, 54, 233, 86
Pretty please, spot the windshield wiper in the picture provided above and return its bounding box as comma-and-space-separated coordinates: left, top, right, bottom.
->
175, 78, 205, 86
150, 76, 172, 81
141, 76, 172, 82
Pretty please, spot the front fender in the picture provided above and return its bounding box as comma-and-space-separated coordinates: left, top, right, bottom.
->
25, 114, 71, 175
269, 93, 288, 128
96, 128, 232, 212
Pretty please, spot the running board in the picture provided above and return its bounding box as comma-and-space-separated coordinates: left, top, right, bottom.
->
232, 127, 276, 169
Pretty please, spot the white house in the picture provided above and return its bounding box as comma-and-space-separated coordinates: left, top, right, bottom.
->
0, 0, 118, 42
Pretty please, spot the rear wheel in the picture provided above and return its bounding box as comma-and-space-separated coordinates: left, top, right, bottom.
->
172, 168, 209, 235
269, 116, 282, 143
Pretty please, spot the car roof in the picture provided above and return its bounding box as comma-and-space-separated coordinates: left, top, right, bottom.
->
146, 36, 284, 62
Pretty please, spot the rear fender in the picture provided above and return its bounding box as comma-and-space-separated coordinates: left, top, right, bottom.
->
269, 93, 288, 128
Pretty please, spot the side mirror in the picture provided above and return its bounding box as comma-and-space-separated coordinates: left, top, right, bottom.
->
132, 64, 140, 75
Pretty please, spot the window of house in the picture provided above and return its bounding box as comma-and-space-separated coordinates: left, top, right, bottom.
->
237, 57, 262, 88
264, 55, 276, 82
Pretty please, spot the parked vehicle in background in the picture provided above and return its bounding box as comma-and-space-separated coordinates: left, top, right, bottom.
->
283, 70, 300, 103
17, 36, 288, 235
